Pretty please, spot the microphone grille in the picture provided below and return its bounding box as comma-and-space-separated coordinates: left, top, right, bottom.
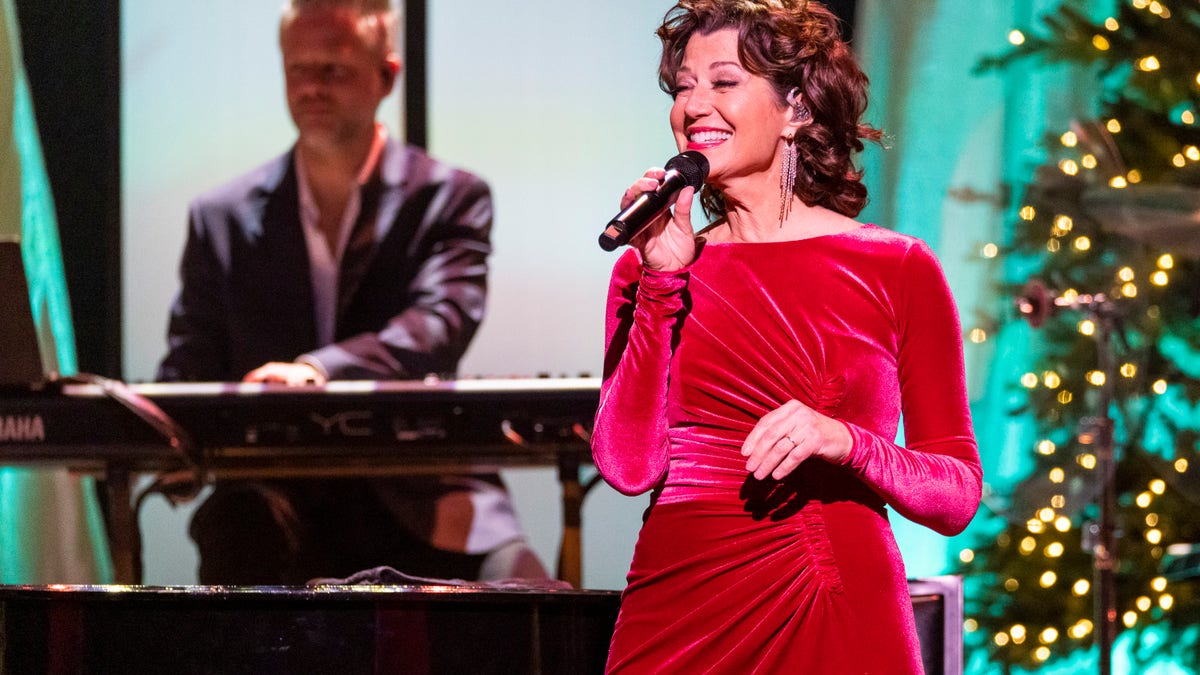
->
666, 151, 710, 189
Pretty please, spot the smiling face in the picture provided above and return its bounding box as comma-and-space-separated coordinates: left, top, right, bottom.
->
669, 28, 794, 193
280, 6, 398, 154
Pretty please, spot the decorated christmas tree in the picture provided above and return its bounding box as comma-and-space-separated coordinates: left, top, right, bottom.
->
954, 0, 1200, 672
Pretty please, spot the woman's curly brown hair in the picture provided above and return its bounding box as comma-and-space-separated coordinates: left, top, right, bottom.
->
657, 0, 882, 218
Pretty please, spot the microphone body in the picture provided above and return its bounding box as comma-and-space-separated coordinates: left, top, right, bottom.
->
598, 151, 709, 251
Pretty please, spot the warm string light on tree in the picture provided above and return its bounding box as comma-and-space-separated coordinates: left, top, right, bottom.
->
957, 0, 1200, 671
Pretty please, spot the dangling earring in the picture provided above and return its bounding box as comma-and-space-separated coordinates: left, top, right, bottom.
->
780, 88, 807, 226
779, 135, 797, 227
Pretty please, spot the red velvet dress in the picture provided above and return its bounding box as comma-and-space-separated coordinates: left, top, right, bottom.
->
592, 224, 983, 674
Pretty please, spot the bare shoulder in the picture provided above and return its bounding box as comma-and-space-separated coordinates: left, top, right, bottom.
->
800, 208, 862, 239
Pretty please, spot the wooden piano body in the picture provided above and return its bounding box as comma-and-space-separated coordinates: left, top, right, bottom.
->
0, 584, 620, 674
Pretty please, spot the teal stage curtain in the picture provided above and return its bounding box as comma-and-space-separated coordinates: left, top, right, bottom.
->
0, 0, 112, 584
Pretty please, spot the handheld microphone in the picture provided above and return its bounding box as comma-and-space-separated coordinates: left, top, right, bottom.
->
598, 151, 710, 251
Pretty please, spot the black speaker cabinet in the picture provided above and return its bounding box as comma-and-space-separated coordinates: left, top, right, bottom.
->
909, 575, 964, 675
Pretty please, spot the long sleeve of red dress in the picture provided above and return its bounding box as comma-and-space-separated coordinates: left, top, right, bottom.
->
593, 260, 690, 495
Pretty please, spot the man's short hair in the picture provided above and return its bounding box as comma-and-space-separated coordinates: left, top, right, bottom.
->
288, 0, 392, 13
281, 0, 399, 58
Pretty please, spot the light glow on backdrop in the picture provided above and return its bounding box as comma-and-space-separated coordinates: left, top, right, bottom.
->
122, 0, 673, 588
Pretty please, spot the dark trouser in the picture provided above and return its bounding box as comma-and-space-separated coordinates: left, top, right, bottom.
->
188, 478, 487, 585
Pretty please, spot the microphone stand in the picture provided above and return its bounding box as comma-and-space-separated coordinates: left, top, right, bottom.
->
1084, 303, 1118, 675
1017, 283, 1119, 675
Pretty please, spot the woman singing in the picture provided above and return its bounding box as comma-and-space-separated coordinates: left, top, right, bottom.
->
591, 1, 983, 672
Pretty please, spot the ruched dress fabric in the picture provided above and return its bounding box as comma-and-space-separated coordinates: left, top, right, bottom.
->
592, 224, 983, 675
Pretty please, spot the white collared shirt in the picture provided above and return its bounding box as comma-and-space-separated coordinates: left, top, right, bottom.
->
294, 123, 388, 347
